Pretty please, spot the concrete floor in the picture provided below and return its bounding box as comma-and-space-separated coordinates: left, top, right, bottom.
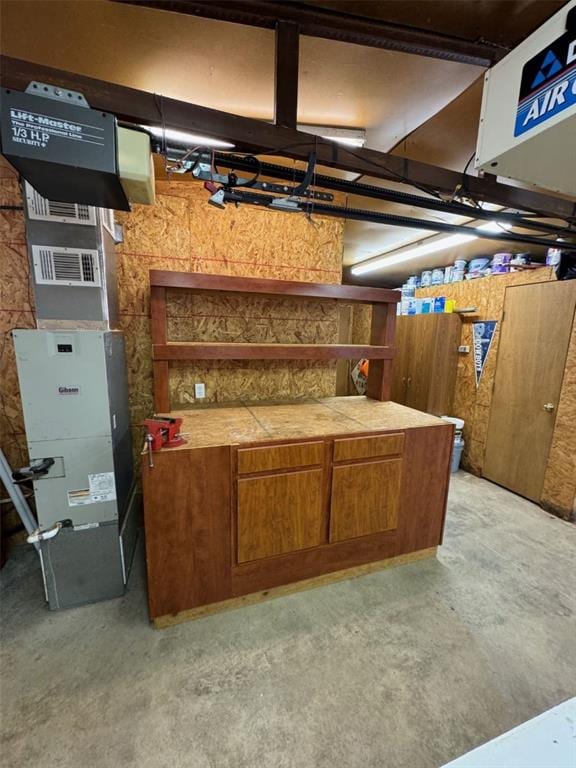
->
1, 471, 575, 768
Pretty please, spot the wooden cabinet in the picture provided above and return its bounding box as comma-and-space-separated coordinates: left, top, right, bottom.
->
237, 468, 324, 562
142, 399, 454, 626
391, 314, 461, 416
330, 458, 402, 542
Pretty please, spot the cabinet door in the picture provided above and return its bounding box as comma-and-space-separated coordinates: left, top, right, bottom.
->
330, 458, 402, 542
426, 314, 461, 416
405, 316, 436, 411
391, 318, 411, 404
237, 468, 324, 563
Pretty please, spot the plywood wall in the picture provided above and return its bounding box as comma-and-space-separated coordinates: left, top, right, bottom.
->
0, 168, 344, 490
414, 270, 575, 520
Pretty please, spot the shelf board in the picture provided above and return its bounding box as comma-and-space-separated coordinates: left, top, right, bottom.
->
150, 270, 400, 305
153, 343, 396, 361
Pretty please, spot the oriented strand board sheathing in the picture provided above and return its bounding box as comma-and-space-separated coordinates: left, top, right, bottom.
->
166, 291, 339, 344
350, 303, 372, 345
116, 181, 344, 285
541, 319, 576, 520
169, 360, 337, 407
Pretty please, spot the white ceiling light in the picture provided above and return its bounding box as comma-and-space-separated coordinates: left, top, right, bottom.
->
478, 220, 513, 234
351, 221, 512, 276
297, 124, 367, 148
143, 125, 235, 149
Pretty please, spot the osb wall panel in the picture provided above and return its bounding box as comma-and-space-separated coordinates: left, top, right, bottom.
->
166, 291, 339, 344
350, 303, 372, 345
541, 319, 576, 520
114, 178, 344, 433
169, 360, 337, 409
165, 290, 339, 405
416, 268, 576, 519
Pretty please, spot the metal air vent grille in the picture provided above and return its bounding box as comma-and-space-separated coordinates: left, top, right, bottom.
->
25, 183, 96, 225
32, 245, 101, 287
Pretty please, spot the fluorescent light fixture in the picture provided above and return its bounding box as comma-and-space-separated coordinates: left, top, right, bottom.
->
352, 234, 475, 275
143, 125, 235, 149
351, 220, 512, 276
297, 124, 367, 148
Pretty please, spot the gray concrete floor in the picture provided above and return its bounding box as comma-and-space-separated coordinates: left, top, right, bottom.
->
1, 471, 575, 768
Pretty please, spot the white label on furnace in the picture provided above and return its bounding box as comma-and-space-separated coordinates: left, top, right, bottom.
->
74, 522, 100, 532
68, 488, 92, 507
88, 472, 116, 503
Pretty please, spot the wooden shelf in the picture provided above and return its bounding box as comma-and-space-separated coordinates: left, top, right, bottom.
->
150, 270, 400, 305
149, 270, 399, 411
153, 343, 396, 361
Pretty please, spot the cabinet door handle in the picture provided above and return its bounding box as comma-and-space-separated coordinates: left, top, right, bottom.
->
407, 376, 412, 387
543, 403, 555, 412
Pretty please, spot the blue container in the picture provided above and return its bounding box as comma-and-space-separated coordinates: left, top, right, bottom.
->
433, 296, 446, 313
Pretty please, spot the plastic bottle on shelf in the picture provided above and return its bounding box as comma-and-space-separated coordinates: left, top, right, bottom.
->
431, 268, 444, 285
421, 270, 432, 287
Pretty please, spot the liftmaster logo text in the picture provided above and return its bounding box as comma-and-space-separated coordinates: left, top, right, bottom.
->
515, 8, 576, 136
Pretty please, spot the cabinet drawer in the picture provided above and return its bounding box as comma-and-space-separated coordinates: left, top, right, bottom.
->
333, 433, 404, 462
237, 441, 324, 475
237, 468, 324, 562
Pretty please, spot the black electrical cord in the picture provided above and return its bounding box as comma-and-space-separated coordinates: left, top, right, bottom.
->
214, 153, 262, 188
454, 152, 482, 209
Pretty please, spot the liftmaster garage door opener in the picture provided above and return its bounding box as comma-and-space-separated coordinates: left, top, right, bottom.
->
0, 81, 155, 209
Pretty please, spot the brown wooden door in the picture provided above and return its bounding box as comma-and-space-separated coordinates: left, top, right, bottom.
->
329, 457, 402, 542
483, 281, 576, 502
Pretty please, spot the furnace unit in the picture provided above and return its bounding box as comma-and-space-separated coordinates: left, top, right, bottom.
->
12, 184, 139, 610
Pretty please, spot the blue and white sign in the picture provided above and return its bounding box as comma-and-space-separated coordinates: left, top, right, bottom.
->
515, 8, 576, 136
472, 321, 497, 387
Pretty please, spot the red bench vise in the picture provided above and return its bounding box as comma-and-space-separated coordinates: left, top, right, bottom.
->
143, 416, 186, 451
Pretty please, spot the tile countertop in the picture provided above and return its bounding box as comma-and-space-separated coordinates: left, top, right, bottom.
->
159, 397, 449, 451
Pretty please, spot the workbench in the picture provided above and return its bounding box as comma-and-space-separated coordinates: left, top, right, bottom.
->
142, 396, 453, 627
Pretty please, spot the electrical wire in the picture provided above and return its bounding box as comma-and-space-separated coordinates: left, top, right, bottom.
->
254, 140, 446, 201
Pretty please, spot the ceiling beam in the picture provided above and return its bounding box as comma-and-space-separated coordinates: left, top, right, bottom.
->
1, 56, 574, 222
113, 0, 503, 67
274, 21, 299, 129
